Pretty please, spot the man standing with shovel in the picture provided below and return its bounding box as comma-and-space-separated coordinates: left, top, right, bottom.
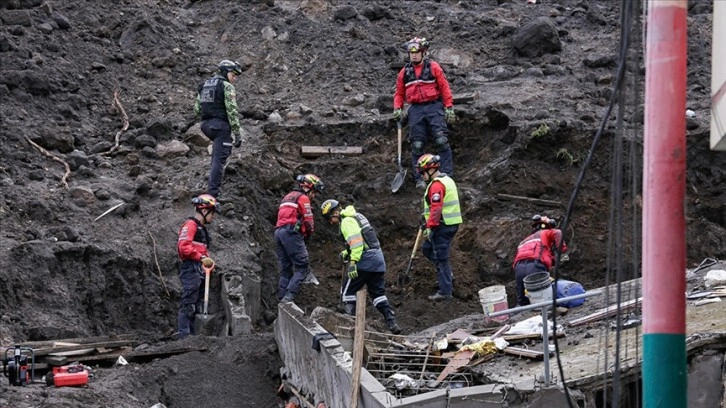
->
321, 199, 401, 334
416, 154, 462, 301
393, 37, 456, 189
176, 194, 220, 339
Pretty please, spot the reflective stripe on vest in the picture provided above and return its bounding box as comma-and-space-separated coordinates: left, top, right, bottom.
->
423, 175, 462, 225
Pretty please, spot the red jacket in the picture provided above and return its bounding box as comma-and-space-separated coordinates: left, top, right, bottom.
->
177, 217, 210, 262
394, 59, 454, 109
276, 190, 314, 238
512, 229, 567, 270
425, 180, 446, 228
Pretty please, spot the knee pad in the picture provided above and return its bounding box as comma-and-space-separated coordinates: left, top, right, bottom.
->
411, 140, 424, 156
434, 133, 450, 152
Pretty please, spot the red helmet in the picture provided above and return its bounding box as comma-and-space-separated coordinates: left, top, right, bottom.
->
296, 174, 325, 193
405, 37, 430, 53
192, 194, 220, 212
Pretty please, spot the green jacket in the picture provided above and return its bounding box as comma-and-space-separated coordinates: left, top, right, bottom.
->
340, 205, 386, 273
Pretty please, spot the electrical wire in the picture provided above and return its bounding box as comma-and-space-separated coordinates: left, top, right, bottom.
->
550, 0, 637, 406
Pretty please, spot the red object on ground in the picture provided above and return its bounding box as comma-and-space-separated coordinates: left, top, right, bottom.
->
49, 365, 89, 387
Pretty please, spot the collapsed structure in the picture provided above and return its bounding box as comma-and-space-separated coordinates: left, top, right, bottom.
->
274, 262, 726, 407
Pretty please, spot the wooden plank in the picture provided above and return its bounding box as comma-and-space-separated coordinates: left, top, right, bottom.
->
11, 334, 136, 349
32, 340, 137, 357
350, 289, 367, 408
301, 146, 363, 158
497, 193, 561, 207
434, 350, 476, 384
502, 347, 545, 359
568, 297, 642, 327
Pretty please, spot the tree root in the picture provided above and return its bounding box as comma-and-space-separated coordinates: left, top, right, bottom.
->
148, 231, 171, 297
23, 135, 71, 189
106, 90, 129, 155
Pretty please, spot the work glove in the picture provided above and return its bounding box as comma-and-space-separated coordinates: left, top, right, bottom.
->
423, 228, 433, 241
347, 263, 358, 280
339, 250, 350, 264
201, 256, 214, 268
392, 108, 403, 121
232, 132, 242, 148
444, 107, 456, 124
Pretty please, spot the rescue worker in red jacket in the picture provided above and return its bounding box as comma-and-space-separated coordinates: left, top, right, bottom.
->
275, 174, 325, 303
417, 154, 463, 301
393, 37, 456, 189
176, 194, 220, 339
512, 215, 568, 306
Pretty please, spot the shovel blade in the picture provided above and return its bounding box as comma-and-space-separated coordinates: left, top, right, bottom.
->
194, 313, 214, 336
391, 169, 407, 193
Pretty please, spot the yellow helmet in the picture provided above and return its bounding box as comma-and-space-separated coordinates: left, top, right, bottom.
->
321, 199, 340, 220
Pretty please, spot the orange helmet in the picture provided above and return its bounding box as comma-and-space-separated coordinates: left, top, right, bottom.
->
416, 154, 440, 173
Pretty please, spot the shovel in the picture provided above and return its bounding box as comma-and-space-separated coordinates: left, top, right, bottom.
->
398, 228, 424, 286
194, 263, 214, 335
391, 120, 407, 193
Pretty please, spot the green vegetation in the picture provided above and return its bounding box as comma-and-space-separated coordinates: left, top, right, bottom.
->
530, 123, 551, 139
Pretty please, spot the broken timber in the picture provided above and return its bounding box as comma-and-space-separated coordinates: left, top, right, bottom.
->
301, 146, 363, 158
497, 193, 561, 208
502, 347, 547, 359
568, 297, 643, 327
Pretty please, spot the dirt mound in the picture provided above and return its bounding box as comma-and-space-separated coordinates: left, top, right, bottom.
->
0, 0, 722, 406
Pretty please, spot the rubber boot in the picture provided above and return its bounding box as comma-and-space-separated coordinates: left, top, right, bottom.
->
379, 306, 401, 335
343, 302, 356, 316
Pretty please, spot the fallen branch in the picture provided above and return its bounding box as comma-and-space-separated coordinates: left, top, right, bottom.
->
148, 231, 170, 297
93, 202, 125, 223
23, 135, 71, 189
106, 90, 129, 154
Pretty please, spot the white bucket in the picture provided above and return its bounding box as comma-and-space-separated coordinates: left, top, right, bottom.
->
479, 285, 509, 322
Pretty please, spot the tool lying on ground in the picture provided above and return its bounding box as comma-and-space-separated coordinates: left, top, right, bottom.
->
390, 119, 407, 193
398, 228, 424, 286
3, 345, 35, 386
45, 364, 90, 387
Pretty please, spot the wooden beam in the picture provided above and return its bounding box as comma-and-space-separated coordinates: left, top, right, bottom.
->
31, 340, 137, 357
301, 146, 363, 158
567, 297, 643, 327
502, 347, 545, 359
497, 193, 561, 208
350, 289, 367, 408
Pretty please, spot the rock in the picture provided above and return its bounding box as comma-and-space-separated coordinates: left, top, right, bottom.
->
52, 13, 71, 29
342, 93, 365, 107
268, 111, 283, 123
512, 17, 561, 58
28, 170, 44, 180
75, 165, 95, 178
156, 140, 190, 158
94, 189, 111, 200
30, 131, 74, 153
299, 104, 313, 115
37, 22, 54, 34
90, 141, 113, 154
261, 26, 276, 40
1, 10, 33, 26
69, 186, 96, 206
333, 5, 357, 21
524, 67, 544, 77
66, 150, 90, 170
134, 134, 157, 149
360, 5, 391, 21
583, 55, 616, 69
183, 123, 210, 147
146, 118, 173, 140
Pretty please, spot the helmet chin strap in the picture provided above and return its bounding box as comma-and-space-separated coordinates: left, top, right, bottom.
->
201, 209, 213, 223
